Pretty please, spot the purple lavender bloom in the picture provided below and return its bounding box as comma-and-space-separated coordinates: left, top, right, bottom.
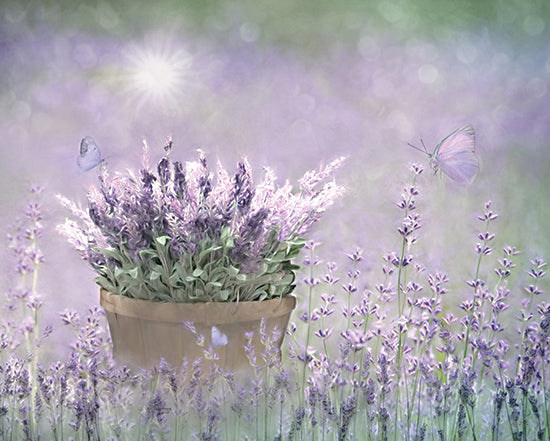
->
409, 163, 424, 175
286, 407, 306, 440
157, 157, 172, 187
478, 201, 499, 222
347, 247, 364, 263
173, 160, 188, 199
315, 328, 333, 339
58, 142, 344, 303
143, 389, 167, 425
233, 160, 254, 214
341, 329, 368, 351
338, 394, 357, 440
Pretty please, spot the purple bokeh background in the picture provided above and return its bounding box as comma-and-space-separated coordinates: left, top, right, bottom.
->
1, 1, 549, 359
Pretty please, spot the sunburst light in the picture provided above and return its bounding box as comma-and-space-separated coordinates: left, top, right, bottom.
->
123, 40, 192, 111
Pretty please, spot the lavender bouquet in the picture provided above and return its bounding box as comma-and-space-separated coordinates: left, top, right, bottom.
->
57, 142, 345, 303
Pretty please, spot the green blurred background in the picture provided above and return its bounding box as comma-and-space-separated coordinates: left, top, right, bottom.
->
0, 0, 549, 347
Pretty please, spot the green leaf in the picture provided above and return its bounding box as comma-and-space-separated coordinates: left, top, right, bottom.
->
220, 226, 231, 241
149, 263, 165, 274
194, 289, 205, 299
154, 292, 173, 302
129, 267, 139, 279
101, 247, 122, 260
286, 284, 296, 294
156, 236, 171, 246
227, 266, 240, 277
169, 267, 184, 284
149, 271, 162, 281
256, 262, 268, 276
94, 276, 117, 293
198, 245, 222, 263
218, 290, 230, 301
192, 268, 204, 277
280, 272, 295, 285
285, 263, 301, 271
138, 249, 158, 258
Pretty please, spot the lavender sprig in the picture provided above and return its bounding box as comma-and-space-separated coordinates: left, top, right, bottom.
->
58, 142, 345, 303
462, 201, 499, 362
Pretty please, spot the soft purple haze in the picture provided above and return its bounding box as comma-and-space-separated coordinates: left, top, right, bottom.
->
1, 2, 549, 361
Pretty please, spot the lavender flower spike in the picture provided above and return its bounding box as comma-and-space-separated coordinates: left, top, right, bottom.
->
57, 140, 345, 303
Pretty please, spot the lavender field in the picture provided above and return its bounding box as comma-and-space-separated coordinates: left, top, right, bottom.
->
0, 0, 549, 439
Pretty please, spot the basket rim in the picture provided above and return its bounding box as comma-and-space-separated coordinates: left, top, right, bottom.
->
99, 288, 297, 324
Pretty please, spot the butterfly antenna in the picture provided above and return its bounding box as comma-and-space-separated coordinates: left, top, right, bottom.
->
420, 139, 429, 154
408, 141, 429, 156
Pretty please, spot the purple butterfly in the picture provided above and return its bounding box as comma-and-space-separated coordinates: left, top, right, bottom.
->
211, 326, 228, 347
77, 136, 104, 171
409, 125, 479, 184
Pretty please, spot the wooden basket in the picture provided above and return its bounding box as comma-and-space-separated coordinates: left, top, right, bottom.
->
100, 289, 296, 371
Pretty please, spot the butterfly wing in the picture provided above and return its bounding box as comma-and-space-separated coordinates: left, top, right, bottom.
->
436, 150, 479, 184
77, 136, 103, 171
434, 126, 479, 184
211, 326, 228, 347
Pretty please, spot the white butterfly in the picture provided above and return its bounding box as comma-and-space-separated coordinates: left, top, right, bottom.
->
409, 125, 479, 184
77, 136, 104, 171
211, 326, 228, 347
